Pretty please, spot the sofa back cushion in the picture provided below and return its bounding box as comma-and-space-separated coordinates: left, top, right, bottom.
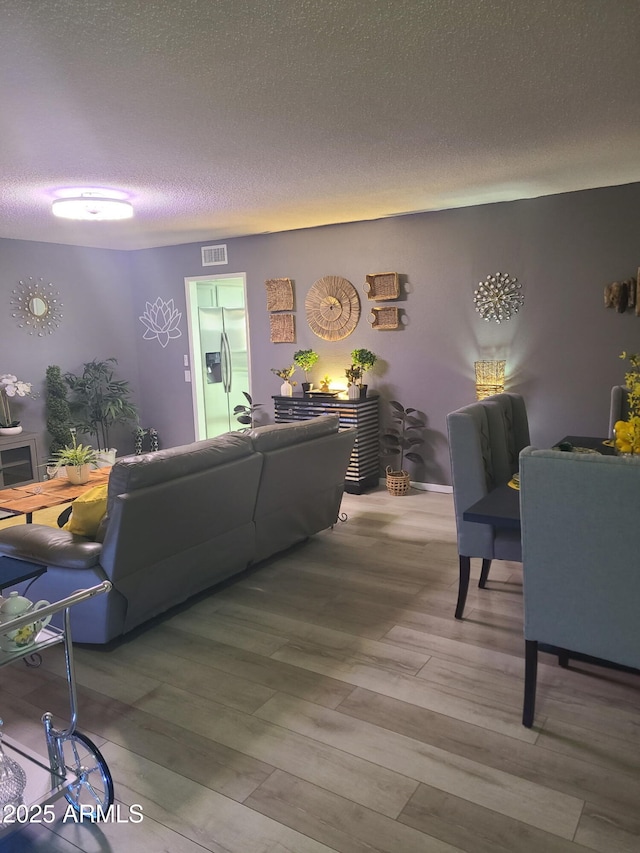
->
248, 414, 339, 452
106, 433, 253, 516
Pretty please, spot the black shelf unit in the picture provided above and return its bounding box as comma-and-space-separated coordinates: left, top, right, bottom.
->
273, 395, 379, 494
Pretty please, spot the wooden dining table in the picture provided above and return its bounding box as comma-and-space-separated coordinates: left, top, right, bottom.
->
0, 467, 110, 524
463, 436, 614, 531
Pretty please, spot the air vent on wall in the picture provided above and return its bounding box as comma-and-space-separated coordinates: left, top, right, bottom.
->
201, 244, 228, 266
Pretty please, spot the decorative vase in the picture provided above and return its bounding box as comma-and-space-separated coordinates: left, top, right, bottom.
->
348, 384, 359, 400
0, 425, 23, 436
280, 381, 293, 397
66, 464, 92, 485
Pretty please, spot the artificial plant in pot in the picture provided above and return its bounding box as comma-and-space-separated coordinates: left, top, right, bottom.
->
345, 364, 363, 400
350, 348, 377, 397
65, 358, 138, 465
45, 365, 73, 458
49, 432, 98, 485
293, 349, 319, 392
0, 374, 33, 435
233, 392, 263, 431
271, 365, 296, 397
380, 400, 427, 495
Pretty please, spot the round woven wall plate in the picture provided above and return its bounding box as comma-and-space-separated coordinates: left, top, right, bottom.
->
305, 275, 360, 340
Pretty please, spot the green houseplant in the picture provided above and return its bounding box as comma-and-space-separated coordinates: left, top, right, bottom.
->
293, 349, 319, 392
350, 348, 377, 394
45, 365, 73, 457
50, 432, 98, 484
233, 392, 263, 431
380, 400, 427, 495
345, 364, 363, 399
271, 365, 296, 397
65, 358, 138, 460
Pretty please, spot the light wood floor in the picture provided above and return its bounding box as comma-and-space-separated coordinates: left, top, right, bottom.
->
0, 487, 639, 852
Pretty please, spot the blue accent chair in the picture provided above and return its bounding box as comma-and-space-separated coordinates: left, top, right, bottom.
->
520, 446, 640, 727
446, 393, 529, 619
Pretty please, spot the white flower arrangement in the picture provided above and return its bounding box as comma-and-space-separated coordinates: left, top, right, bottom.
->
0, 374, 33, 428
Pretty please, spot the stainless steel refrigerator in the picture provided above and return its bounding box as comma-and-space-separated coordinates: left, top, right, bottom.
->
198, 306, 250, 437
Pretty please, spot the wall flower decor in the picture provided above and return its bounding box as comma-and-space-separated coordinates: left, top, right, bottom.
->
139, 297, 182, 347
473, 272, 523, 323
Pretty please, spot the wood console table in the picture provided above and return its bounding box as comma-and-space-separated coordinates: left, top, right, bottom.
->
273, 394, 379, 494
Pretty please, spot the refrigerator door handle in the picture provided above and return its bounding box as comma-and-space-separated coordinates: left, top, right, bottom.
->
222, 331, 232, 393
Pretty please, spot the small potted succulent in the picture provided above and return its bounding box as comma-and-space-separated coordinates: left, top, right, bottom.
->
49, 431, 98, 485
350, 348, 377, 397
293, 349, 319, 393
271, 365, 296, 397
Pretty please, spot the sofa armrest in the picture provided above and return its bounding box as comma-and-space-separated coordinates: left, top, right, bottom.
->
0, 524, 102, 569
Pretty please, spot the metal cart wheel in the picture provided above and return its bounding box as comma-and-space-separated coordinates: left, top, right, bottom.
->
61, 731, 114, 817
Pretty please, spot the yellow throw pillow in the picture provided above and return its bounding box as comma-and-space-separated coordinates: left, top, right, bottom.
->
63, 484, 108, 538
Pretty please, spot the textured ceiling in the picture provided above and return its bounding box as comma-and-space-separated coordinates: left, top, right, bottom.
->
1, 0, 639, 250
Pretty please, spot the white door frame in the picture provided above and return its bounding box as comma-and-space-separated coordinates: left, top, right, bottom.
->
184, 273, 250, 440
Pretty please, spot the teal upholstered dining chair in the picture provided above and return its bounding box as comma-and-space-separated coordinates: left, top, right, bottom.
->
609, 385, 630, 437
446, 393, 529, 619
519, 447, 640, 728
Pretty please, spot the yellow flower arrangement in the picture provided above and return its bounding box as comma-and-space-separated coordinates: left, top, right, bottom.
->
614, 352, 640, 453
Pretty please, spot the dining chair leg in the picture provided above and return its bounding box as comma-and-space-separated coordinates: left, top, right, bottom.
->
523, 639, 538, 728
478, 558, 491, 588
455, 555, 471, 620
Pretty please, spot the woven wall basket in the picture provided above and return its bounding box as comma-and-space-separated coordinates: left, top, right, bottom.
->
385, 467, 410, 496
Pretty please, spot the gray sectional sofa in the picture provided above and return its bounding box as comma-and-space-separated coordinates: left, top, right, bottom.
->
0, 416, 356, 643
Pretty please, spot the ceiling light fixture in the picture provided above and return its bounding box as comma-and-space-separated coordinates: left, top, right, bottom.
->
52, 190, 133, 221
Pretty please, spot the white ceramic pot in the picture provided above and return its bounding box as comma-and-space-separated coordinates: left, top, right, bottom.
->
280, 380, 293, 397
347, 384, 360, 400
66, 463, 92, 485
0, 425, 23, 436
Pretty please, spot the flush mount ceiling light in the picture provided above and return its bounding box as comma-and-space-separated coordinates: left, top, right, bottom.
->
52, 189, 133, 221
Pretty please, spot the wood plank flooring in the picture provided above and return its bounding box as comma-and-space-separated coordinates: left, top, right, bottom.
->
0, 488, 638, 852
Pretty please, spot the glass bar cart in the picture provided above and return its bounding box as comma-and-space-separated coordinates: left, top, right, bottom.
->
0, 581, 114, 835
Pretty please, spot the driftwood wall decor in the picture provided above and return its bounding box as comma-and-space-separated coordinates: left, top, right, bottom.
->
269, 312, 295, 343
265, 278, 294, 312
604, 269, 640, 315
305, 275, 360, 340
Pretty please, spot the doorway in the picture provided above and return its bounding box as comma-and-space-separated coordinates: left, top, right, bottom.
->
185, 274, 251, 439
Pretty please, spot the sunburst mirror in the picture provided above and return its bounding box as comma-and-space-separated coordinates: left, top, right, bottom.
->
11, 277, 64, 336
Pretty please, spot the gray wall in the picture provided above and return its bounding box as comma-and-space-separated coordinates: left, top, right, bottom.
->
129, 182, 640, 485
0, 238, 141, 463
2, 182, 639, 484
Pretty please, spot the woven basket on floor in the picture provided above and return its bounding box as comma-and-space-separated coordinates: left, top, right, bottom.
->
385, 466, 410, 496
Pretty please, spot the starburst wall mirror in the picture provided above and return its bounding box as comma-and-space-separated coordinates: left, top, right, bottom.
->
11, 277, 64, 336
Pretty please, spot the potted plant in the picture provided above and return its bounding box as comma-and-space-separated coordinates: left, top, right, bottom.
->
49, 431, 98, 484
271, 365, 296, 397
233, 392, 263, 431
345, 364, 363, 400
350, 349, 377, 397
45, 365, 73, 457
380, 400, 427, 495
293, 349, 319, 393
65, 358, 138, 465
0, 374, 33, 435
